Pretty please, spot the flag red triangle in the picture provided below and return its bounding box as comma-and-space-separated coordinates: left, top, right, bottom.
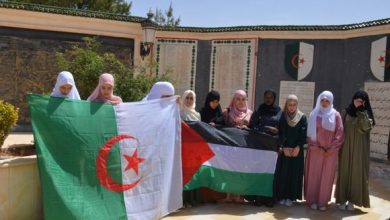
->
181, 122, 215, 185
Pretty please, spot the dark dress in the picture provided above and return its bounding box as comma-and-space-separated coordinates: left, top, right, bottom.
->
247, 103, 282, 206
276, 115, 307, 201
199, 92, 225, 202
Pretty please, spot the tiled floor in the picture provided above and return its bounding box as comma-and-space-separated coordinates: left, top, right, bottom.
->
164, 175, 390, 220
3, 133, 390, 219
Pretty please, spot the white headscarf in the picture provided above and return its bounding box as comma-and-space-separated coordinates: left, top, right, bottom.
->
143, 81, 175, 101
180, 90, 201, 121
307, 91, 336, 142
51, 71, 81, 100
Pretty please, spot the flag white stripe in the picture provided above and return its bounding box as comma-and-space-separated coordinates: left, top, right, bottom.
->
203, 143, 278, 174
370, 36, 387, 81
114, 97, 182, 220
298, 42, 314, 80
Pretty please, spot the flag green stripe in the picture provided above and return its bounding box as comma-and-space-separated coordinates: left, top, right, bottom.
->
28, 94, 127, 220
183, 165, 274, 197
385, 36, 390, 82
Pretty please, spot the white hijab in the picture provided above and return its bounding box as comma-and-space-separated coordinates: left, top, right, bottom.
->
51, 71, 81, 100
143, 81, 175, 101
180, 90, 201, 121
307, 91, 336, 142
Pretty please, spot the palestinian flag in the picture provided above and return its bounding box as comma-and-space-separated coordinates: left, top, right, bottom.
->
182, 121, 279, 197
285, 42, 314, 80
28, 94, 182, 220
370, 36, 390, 82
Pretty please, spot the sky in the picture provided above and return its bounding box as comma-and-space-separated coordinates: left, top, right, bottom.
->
129, 0, 390, 27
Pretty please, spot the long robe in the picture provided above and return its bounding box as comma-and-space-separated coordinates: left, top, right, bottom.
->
335, 110, 373, 207
277, 115, 307, 201
304, 112, 344, 207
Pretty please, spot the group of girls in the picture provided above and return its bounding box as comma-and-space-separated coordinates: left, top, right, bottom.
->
51, 71, 175, 102
180, 88, 375, 212
51, 71, 375, 212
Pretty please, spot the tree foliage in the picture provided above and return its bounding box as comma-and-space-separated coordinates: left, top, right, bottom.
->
0, 100, 18, 147
10, 0, 132, 15
154, 3, 180, 27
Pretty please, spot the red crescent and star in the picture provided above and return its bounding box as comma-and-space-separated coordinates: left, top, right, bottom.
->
291, 53, 305, 69
96, 135, 145, 192
377, 50, 390, 68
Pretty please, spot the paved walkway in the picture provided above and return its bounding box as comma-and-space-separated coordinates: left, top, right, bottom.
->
164, 177, 390, 220
3, 133, 390, 219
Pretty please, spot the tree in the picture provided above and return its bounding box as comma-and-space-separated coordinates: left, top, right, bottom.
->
56, 37, 172, 101
10, 0, 132, 15
154, 3, 180, 27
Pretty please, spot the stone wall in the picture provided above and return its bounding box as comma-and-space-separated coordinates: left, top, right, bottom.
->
155, 34, 390, 160
0, 27, 134, 124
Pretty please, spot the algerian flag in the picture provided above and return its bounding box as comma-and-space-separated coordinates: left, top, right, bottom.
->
370, 36, 390, 82
285, 42, 314, 80
182, 121, 279, 196
28, 94, 182, 220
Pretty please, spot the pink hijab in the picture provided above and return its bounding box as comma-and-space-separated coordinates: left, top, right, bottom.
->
227, 90, 253, 126
87, 73, 122, 105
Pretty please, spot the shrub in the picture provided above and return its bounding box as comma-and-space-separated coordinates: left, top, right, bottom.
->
56, 37, 173, 102
0, 100, 19, 147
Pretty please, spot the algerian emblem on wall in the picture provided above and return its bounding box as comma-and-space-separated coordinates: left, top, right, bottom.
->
285, 42, 314, 80
370, 36, 390, 82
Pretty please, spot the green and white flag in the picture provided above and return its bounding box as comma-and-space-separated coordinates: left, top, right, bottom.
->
28, 94, 182, 220
285, 42, 314, 80
370, 36, 390, 82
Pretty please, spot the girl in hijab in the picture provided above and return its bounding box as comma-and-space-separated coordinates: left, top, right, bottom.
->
143, 81, 175, 101
51, 71, 81, 100
335, 90, 375, 211
217, 90, 252, 203
199, 91, 226, 203
249, 90, 282, 135
180, 90, 201, 121
276, 95, 307, 207
305, 91, 344, 211
200, 90, 223, 125
222, 90, 253, 128
180, 90, 202, 207
248, 89, 282, 207
87, 73, 122, 105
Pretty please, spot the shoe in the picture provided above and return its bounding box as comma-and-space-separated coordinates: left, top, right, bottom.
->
285, 199, 293, 207
347, 202, 355, 211
279, 199, 286, 205
265, 201, 275, 208
310, 204, 318, 210
254, 200, 263, 207
319, 206, 327, 211
184, 203, 192, 208
338, 203, 347, 210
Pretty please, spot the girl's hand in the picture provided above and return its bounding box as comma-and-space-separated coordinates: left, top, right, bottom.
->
324, 149, 335, 157
283, 148, 292, 157
209, 122, 216, 127
292, 146, 300, 157
237, 125, 248, 129
268, 127, 279, 134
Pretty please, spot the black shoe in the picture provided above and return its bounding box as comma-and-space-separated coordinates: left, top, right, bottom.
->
264, 201, 274, 208
254, 200, 263, 207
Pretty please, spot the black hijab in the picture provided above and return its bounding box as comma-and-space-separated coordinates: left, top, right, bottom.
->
257, 89, 281, 116
346, 90, 376, 126
200, 90, 223, 123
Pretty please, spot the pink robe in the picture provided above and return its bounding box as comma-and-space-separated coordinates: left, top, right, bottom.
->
304, 112, 344, 207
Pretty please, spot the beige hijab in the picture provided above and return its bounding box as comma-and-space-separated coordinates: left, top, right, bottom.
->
180, 90, 201, 121
283, 94, 304, 127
